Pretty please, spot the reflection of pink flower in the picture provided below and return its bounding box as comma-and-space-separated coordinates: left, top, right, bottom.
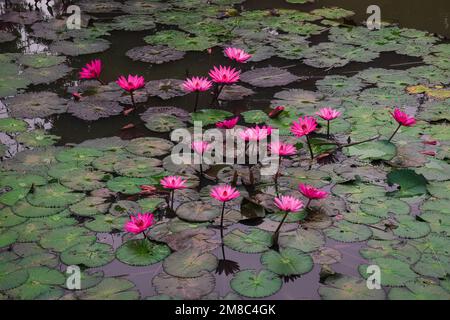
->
316, 108, 341, 121
116, 75, 145, 92
239, 125, 273, 141
209, 66, 240, 84
269, 142, 297, 156
274, 196, 303, 212
391, 108, 416, 127
291, 116, 317, 137
224, 47, 252, 63
182, 76, 212, 92
191, 141, 211, 155
124, 213, 154, 234
210, 184, 240, 202
160, 176, 187, 190
216, 116, 239, 129
299, 183, 328, 200
79, 59, 102, 80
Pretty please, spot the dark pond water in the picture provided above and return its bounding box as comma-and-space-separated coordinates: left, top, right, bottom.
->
0, 0, 449, 300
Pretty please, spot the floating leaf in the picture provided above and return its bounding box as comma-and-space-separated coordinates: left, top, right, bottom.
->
191, 109, 233, 126
39, 226, 96, 252
359, 197, 410, 218
144, 114, 186, 133
412, 253, 450, 278
387, 169, 428, 198
79, 278, 139, 300
27, 183, 85, 208
107, 176, 155, 195
346, 140, 397, 161
61, 242, 114, 268
126, 137, 174, 158
393, 215, 431, 239
230, 269, 282, 298
359, 258, 417, 287
0, 118, 28, 133
116, 239, 171, 266
224, 228, 272, 253
389, 279, 450, 300
279, 228, 325, 253
67, 99, 123, 121
324, 221, 372, 242
126, 45, 185, 64
241, 110, 269, 124
261, 248, 313, 276
163, 249, 218, 278
360, 240, 421, 264
152, 271, 215, 300
16, 130, 60, 148
50, 39, 111, 56
319, 275, 386, 300
0, 263, 28, 291
5, 92, 67, 118
240, 67, 300, 87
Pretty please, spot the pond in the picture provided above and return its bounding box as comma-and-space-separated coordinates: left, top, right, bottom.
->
0, 0, 449, 300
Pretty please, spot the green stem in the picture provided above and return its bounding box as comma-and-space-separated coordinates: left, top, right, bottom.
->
388, 124, 401, 142
306, 134, 314, 160
220, 202, 226, 239
273, 211, 289, 244
327, 120, 330, 139
170, 190, 174, 210
130, 91, 136, 108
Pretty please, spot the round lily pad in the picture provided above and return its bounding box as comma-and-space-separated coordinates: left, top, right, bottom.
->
240, 67, 300, 87
388, 279, 450, 300
0, 118, 28, 133
0, 207, 27, 227
0, 229, 18, 248
18, 54, 66, 68
107, 176, 154, 195
319, 275, 386, 300
56, 147, 103, 164
16, 130, 60, 148
126, 137, 174, 157
412, 253, 450, 278
146, 79, 186, 100
144, 114, 186, 133
261, 248, 313, 276
393, 215, 431, 239
39, 226, 96, 252
61, 242, 115, 268
126, 45, 185, 64
5, 91, 67, 118
50, 39, 111, 56
116, 239, 171, 266
22, 64, 73, 85
279, 228, 325, 253
223, 228, 272, 253
152, 271, 215, 300
67, 99, 124, 121
60, 169, 108, 191
230, 269, 282, 298
0, 263, 28, 290
79, 278, 139, 300
69, 197, 110, 217
324, 221, 372, 242
12, 200, 63, 218
176, 201, 221, 222
312, 247, 343, 265
113, 157, 163, 178
359, 257, 417, 287
27, 183, 85, 208
345, 140, 397, 161
359, 197, 410, 218
360, 240, 421, 264
163, 249, 218, 278
191, 109, 233, 126
84, 214, 128, 233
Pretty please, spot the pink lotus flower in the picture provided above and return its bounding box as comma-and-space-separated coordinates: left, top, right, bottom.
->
274, 196, 304, 212
182, 76, 212, 92
210, 184, 240, 202
160, 176, 187, 190
420, 150, 436, 156
391, 108, 416, 127
316, 108, 341, 121
216, 116, 239, 129
290, 116, 317, 138
79, 59, 102, 81
116, 75, 145, 92
269, 142, 297, 156
239, 125, 273, 141
224, 47, 252, 63
191, 141, 211, 155
269, 106, 285, 119
299, 183, 328, 200
124, 213, 154, 234
209, 65, 240, 84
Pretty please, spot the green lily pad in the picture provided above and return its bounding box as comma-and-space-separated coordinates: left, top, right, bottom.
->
387, 169, 428, 198
84, 214, 128, 233
191, 109, 234, 126
346, 140, 397, 161
0, 118, 28, 133
27, 183, 85, 208
18, 54, 66, 68
261, 248, 313, 276
61, 242, 115, 268
79, 278, 139, 300
152, 271, 215, 300
359, 257, 417, 287
240, 67, 300, 87
163, 249, 218, 278
241, 110, 269, 124
107, 176, 155, 195
360, 240, 421, 264
5, 91, 67, 118
316, 75, 366, 96
393, 215, 431, 239
176, 201, 221, 222
0, 207, 27, 227
224, 228, 272, 253
67, 99, 123, 121
116, 240, 171, 266
389, 279, 450, 300
7, 267, 65, 300
60, 169, 108, 191
230, 269, 282, 298
359, 197, 410, 218
126, 137, 174, 157
278, 228, 325, 252
324, 221, 372, 242
39, 226, 96, 252
319, 275, 386, 300
50, 39, 111, 56
126, 45, 185, 64
144, 114, 186, 133
16, 130, 60, 148
113, 157, 163, 178
12, 200, 63, 218
0, 229, 18, 248
144, 30, 217, 51
0, 263, 28, 290
56, 147, 103, 164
